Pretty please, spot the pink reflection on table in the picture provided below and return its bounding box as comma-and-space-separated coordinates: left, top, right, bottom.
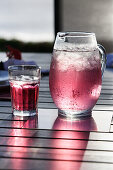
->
51, 115, 97, 170
53, 115, 97, 131
12, 115, 38, 128
7, 115, 38, 169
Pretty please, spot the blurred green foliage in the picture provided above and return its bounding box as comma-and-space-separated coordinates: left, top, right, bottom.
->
0, 38, 54, 52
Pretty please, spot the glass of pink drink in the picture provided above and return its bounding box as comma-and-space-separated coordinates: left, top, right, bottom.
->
49, 32, 106, 119
8, 65, 41, 116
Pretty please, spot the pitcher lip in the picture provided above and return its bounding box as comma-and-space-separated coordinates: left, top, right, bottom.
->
58, 32, 95, 38
54, 31, 97, 51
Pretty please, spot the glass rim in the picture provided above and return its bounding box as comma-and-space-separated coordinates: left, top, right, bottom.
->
58, 31, 96, 38
8, 65, 41, 71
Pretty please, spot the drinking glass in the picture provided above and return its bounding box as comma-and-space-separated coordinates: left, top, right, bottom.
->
8, 65, 41, 116
49, 32, 106, 118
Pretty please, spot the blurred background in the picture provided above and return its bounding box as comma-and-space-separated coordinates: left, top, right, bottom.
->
0, 0, 54, 52
0, 0, 113, 53
55, 0, 113, 53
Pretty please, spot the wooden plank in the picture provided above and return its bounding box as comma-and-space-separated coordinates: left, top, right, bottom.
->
94, 104, 113, 111
0, 114, 15, 120
102, 86, 113, 90
97, 100, 113, 105
1, 128, 113, 141
0, 107, 12, 113
101, 89, 113, 94
110, 116, 113, 132
0, 102, 11, 107
0, 135, 113, 153
0, 146, 113, 157
0, 109, 112, 132
0, 158, 112, 170
110, 125, 113, 132
0, 148, 113, 165
99, 95, 113, 100
80, 162, 113, 170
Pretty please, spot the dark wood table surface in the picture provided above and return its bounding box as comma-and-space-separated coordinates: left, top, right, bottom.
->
0, 53, 113, 170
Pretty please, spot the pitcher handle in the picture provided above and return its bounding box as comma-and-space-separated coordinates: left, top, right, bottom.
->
97, 44, 106, 75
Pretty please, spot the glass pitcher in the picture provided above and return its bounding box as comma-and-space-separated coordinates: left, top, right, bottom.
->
49, 32, 106, 119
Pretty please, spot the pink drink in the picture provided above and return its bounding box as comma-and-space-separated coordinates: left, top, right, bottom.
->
10, 77, 39, 114
49, 49, 102, 113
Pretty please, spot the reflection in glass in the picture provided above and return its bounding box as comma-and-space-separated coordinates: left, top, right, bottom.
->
50, 115, 97, 170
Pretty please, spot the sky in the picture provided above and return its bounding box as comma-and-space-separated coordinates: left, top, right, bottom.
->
0, 0, 54, 42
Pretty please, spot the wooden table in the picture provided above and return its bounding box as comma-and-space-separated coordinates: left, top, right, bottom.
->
0, 53, 113, 169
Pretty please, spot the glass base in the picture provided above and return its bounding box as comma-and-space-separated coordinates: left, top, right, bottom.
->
13, 109, 37, 117
58, 109, 92, 120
